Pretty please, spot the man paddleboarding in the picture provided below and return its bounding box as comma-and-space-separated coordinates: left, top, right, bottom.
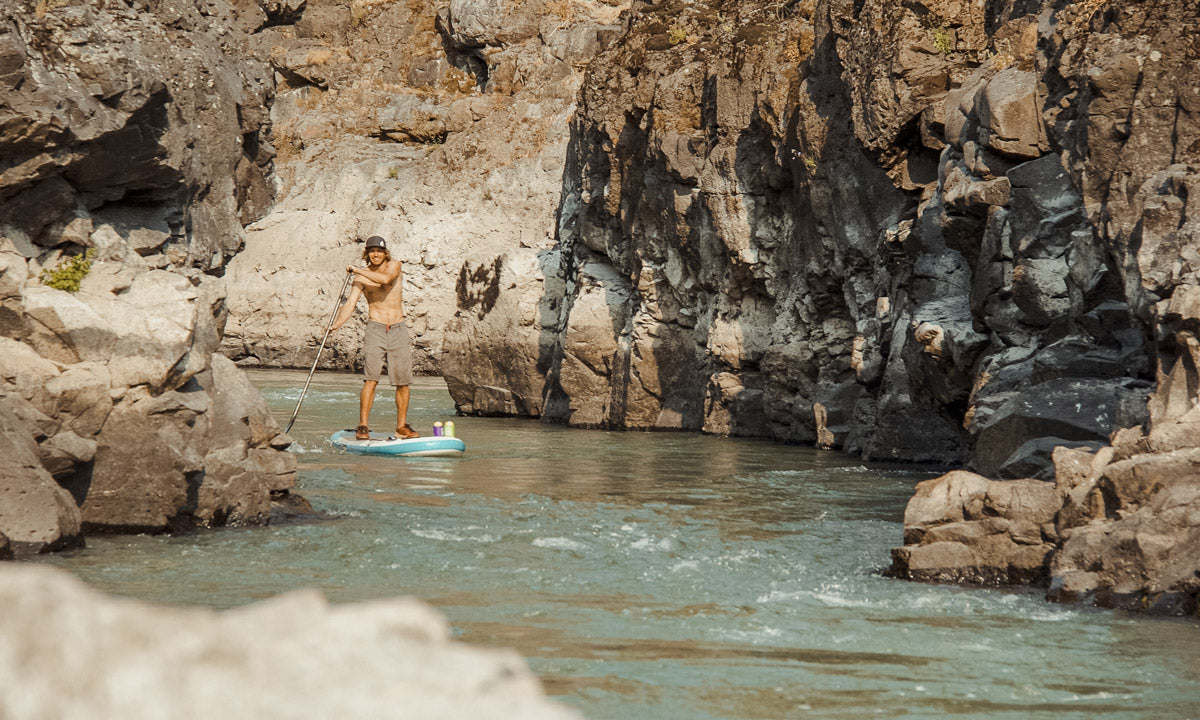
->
331, 235, 419, 440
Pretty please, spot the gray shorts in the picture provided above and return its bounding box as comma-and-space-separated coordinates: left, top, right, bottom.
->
363, 321, 412, 386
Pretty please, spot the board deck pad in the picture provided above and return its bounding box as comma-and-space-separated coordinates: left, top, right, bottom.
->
330, 429, 465, 457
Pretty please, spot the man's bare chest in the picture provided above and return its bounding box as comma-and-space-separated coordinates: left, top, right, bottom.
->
363, 281, 400, 303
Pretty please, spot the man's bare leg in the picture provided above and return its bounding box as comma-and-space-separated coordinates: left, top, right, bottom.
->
359, 380, 378, 428
395, 384, 411, 434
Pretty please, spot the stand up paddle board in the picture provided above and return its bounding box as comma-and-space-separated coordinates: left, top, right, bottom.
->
330, 430, 465, 457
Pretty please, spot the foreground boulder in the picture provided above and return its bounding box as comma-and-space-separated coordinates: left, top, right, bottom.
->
0, 564, 580, 720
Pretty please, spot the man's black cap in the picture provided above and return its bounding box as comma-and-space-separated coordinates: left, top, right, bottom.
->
364, 235, 386, 249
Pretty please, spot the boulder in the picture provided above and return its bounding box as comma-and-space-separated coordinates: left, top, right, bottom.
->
971, 377, 1151, 478
81, 270, 219, 392
83, 385, 210, 533
977, 67, 1046, 159
0, 564, 581, 720
891, 470, 1058, 585
444, 0, 547, 49
81, 353, 296, 533
0, 336, 62, 419
195, 354, 298, 525
42, 361, 113, 439
22, 268, 219, 393
0, 397, 83, 555
21, 286, 116, 365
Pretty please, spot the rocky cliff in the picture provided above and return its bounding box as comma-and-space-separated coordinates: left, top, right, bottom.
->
436, 0, 1200, 612
452, 0, 1197, 480
0, 0, 300, 554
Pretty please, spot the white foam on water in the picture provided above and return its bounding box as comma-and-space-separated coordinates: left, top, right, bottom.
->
411, 528, 498, 543
286, 443, 324, 454
1024, 608, 1074, 622
670, 559, 701, 572
261, 389, 356, 403
807, 589, 874, 609
412, 528, 458, 541
713, 625, 783, 644
630, 536, 674, 552
723, 548, 766, 564
533, 537, 589, 552
756, 589, 805, 603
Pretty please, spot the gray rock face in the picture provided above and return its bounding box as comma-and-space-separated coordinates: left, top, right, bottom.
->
0, 0, 274, 271
432, 0, 1197, 486
0, 564, 581, 720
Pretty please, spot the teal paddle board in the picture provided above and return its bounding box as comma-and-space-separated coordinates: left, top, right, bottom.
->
330, 430, 465, 457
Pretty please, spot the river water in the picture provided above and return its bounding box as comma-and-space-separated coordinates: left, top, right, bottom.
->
43, 370, 1200, 719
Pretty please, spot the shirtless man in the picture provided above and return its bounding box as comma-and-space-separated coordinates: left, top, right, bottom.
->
330, 235, 419, 440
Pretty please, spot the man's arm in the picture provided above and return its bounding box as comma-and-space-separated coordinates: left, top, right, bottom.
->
330, 283, 364, 331
349, 259, 401, 287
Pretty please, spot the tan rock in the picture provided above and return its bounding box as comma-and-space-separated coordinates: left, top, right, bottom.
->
978, 68, 1045, 158
904, 470, 990, 528
0, 398, 83, 555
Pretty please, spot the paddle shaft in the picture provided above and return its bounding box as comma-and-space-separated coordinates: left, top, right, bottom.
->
284, 270, 353, 434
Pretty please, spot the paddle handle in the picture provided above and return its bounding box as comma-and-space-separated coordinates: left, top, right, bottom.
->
284, 270, 353, 434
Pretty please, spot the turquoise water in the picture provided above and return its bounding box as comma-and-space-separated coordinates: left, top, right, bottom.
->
43, 371, 1200, 719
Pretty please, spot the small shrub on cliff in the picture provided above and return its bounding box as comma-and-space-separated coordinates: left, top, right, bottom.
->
40, 249, 94, 293
932, 27, 954, 55
668, 26, 688, 45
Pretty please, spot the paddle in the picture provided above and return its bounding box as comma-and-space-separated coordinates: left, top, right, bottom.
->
284, 270, 353, 434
